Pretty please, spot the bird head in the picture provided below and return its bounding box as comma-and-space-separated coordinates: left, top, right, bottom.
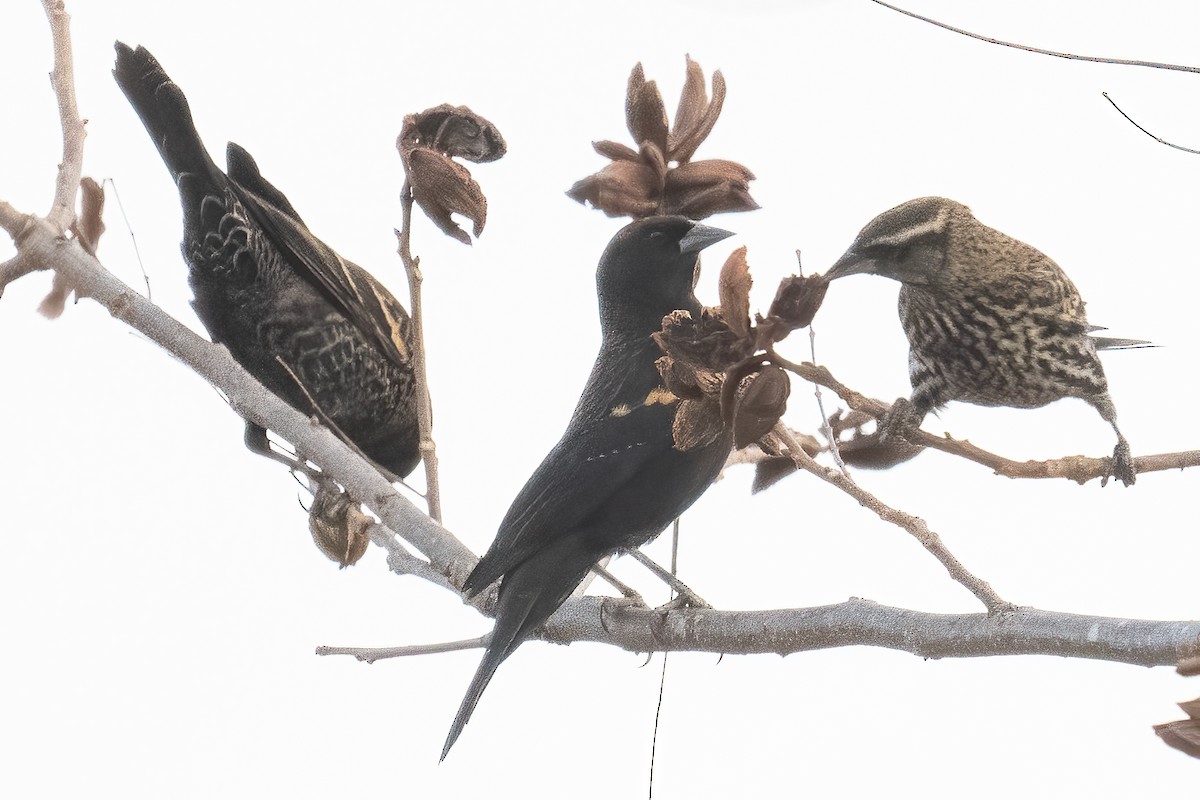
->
596, 216, 734, 332
826, 196, 969, 287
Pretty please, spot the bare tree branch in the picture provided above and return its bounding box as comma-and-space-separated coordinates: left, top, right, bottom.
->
323, 597, 1200, 668
41, 0, 86, 233
1102, 92, 1200, 155
868, 0, 1200, 75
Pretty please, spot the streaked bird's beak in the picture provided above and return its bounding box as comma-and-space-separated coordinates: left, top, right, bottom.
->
679, 223, 735, 254
825, 250, 875, 280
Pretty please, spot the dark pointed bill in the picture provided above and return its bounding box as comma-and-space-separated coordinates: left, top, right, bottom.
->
825, 250, 876, 280
679, 222, 734, 254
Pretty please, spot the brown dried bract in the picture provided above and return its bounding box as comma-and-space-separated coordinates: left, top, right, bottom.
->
398, 105, 505, 245
762, 273, 830, 343
653, 308, 755, 373
567, 57, 757, 219
308, 483, 372, 568
718, 246, 752, 340
730, 364, 790, 449
672, 397, 725, 452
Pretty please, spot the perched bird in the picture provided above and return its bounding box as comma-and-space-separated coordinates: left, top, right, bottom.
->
826, 196, 1139, 486
113, 43, 418, 479
442, 216, 735, 758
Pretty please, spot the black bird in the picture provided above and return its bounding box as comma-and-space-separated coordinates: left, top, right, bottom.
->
826, 196, 1139, 486
441, 216, 735, 758
113, 43, 418, 479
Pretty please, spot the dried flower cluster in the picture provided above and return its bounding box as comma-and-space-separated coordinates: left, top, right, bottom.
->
654, 246, 830, 453
397, 104, 506, 245
567, 58, 757, 219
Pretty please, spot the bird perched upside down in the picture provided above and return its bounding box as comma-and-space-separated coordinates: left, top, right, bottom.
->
826, 196, 1139, 486
441, 216, 735, 759
113, 43, 418, 480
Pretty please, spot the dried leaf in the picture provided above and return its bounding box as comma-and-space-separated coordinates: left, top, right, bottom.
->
752, 456, 798, 493
593, 139, 640, 162
398, 103, 506, 163
1180, 698, 1200, 720
37, 272, 74, 319
566, 160, 660, 218
718, 246, 752, 339
78, 176, 106, 251
669, 56, 708, 153
308, 484, 372, 568
1178, 655, 1200, 677
626, 64, 669, 155
665, 159, 755, 190
672, 397, 724, 452
766, 273, 830, 341
405, 148, 488, 245
732, 364, 790, 448
670, 69, 726, 164
1155, 719, 1200, 760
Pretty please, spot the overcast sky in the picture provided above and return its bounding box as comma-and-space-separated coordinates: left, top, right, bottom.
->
3, 1, 1200, 796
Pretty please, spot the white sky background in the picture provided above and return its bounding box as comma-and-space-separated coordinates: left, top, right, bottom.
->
3, 0, 1199, 795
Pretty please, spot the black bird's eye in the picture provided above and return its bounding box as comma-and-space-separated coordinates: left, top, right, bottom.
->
649, 231, 665, 240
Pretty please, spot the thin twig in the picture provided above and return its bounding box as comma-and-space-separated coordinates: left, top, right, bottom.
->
316, 636, 488, 664
102, 178, 153, 300
1101, 92, 1200, 155
395, 181, 442, 522
773, 424, 1011, 612
869, 0, 1200, 74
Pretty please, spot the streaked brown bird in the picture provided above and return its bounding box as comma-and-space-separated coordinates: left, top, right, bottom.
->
113, 43, 419, 480
826, 196, 1139, 486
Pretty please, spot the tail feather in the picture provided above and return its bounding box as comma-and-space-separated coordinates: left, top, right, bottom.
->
441, 590, 537, 761
113, 42, 220, 190
1093, 336, 1156, 350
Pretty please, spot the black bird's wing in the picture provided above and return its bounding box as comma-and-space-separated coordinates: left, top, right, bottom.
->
463, 400, 675, 595
224, 145, 413, 372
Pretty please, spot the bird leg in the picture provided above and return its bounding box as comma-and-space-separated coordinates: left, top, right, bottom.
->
878, 396, 925, 446
623, 548, 711, 609
243, 421, 323, 482
1107, 426, 1137, 488
589, 563, 647, 607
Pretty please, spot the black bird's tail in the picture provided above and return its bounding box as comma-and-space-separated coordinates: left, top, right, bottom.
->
442, 538, 597, 760
113, 42, 222, 193
440, 589, 538, 761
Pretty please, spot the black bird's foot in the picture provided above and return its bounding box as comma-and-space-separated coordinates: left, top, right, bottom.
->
244, 422, 323, 481
655, 588, 711, 612
599, 593, 649, 634
1107, 437, 1136, 487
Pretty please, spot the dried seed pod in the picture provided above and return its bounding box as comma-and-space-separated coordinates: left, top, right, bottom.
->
731, 363, 790, 449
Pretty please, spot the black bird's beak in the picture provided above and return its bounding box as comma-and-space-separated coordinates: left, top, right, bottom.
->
679, 223, 735, 254
825, 249, 876, 280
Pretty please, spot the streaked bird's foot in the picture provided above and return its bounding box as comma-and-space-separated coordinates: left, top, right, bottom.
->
1107, 438, 1136, 487
879, 397, 921, 445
